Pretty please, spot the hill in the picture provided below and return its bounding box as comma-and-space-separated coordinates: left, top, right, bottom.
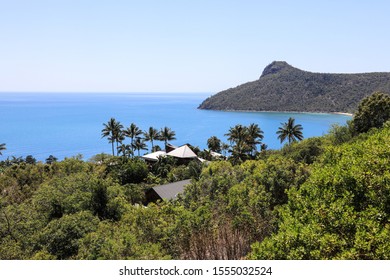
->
198, 61, 390, 113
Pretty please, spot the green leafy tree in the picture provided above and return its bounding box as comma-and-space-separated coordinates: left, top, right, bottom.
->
37, 211, 99, 259
352, 92, 390, 134
109, 158, 149, 185
281, 137, 324, 164
0, 202, 46, 259
152, 155, 177, 178
276, 117, 304, 144
250, 126, 390, 259
45, 155, 57, 164
328, 121, 354, 145
90, 182, 109, 219
25, 155, 37, 165
77, 220, 170, 260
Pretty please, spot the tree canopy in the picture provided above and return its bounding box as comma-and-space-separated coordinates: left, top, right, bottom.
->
352, 92, 390, 134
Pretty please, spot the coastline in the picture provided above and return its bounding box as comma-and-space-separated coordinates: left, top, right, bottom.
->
331, 112, 354, 116
198, 107, 354, 117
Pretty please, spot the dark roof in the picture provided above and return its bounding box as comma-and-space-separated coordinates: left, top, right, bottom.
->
151, 179, 191, 200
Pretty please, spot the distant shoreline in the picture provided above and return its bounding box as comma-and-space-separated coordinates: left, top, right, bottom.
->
331, 112, 354, 116
199, 107, 354, 117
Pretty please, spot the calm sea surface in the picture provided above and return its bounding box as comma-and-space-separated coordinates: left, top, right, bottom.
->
0, 92, 351, 161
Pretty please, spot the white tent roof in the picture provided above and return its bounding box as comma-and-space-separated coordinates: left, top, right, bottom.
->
141, 151, 167, 161
166, 145, 197, 159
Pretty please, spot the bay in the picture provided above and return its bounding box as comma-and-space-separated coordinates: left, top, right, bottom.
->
0, 92, 351, 161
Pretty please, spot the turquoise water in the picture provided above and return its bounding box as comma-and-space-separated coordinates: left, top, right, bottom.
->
0, 92, 351, 161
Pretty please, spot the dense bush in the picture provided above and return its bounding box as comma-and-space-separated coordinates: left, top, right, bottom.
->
249, 126, 390, 259
106, 158, 149, 184
281, 137, 325, 164
352, 92, 390, 134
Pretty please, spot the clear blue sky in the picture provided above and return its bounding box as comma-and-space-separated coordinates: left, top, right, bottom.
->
1, 0, 389, 93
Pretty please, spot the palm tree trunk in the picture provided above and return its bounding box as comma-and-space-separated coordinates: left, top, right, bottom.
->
130, 138, 134, 158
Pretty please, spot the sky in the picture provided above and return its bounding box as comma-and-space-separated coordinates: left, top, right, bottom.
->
0, 0, 390, 93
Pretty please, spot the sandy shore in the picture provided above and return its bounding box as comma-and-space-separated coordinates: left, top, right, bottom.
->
331, 112, 354, 116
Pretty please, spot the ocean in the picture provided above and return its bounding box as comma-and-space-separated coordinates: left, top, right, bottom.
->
0, 92, 351, 161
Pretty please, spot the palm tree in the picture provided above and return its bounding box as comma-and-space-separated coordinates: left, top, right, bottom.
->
229, 139, 251, 164
101, 118, 123, 156
101, 118, 118, 156
225, 124, 253, 159
276, 117, 304, 144
207, 136, 222, 153
0, 143, 6, 156
114, 128, 125, 155
143, 127, 160, 152
225, 124, 248, 145
117, 144, 133, 158
221, 142, 230, 157
159, 126, 176, 147
247, 123, 264, 155
132, 137, 148, 157
123, 123, 142, 156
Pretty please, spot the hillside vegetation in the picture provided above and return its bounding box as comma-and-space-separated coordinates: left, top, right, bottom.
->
198, 61, 390, 113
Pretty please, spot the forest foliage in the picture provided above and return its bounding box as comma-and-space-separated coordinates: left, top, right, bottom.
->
1, 92, 390, 260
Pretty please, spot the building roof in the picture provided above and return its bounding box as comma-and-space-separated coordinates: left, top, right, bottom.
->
166, 145, 197, 159
141, 151, 167, 162
210, 151, 223, 158
165, 143, 178, 153
151, 179, 191, 200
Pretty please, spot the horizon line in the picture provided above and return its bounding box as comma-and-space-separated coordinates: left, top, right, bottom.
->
0, 91, 214, 95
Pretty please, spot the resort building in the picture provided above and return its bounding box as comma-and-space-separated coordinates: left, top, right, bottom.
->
141, 144, 203, 164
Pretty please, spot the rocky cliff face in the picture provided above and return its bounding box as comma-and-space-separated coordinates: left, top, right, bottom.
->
198, 61, 390, 113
